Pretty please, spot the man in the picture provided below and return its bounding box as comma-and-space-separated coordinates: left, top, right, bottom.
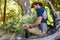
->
23, 2, 48, 38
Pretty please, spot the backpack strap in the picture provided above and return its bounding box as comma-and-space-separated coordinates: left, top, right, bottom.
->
42, 9, 48, 23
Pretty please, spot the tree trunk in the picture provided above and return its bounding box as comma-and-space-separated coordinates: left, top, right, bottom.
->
3, 0, 7, 24
46, 0, 55, 12
26, 0, 31, 15
13, 0, 23, 15
19, 0, 27, 14
0, 0, 2, 22
55, 34, 60, 40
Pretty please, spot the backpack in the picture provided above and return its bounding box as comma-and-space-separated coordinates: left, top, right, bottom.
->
44, 6, 54, 26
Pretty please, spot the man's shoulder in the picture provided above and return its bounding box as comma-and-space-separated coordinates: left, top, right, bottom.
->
37, 7, 45, 17
37, 7, 44, 11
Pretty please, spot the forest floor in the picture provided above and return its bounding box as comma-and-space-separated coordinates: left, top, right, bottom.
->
0, 28, 60, 40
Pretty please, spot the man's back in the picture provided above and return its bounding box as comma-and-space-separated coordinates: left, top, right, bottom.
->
36, 7, 48, 33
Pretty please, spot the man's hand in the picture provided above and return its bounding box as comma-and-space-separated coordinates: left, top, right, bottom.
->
23, 24, 30, 29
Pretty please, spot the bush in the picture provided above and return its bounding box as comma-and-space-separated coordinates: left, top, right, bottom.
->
0, 13, 37, 34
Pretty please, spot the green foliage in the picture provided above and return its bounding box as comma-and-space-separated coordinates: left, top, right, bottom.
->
0, 13, 37, 34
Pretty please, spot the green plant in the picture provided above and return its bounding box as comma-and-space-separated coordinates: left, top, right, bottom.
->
0, 13, 37, 34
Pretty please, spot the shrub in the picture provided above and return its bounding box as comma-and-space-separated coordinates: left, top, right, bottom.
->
0, 13, 37, 34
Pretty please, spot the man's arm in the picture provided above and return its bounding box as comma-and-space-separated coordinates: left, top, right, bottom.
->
31, 16, 42, 28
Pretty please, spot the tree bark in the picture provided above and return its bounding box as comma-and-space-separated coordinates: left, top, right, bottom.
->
13, 0, 23, 15
26, 0, 31, 15
19, 0, 27, 14
46, 0, 55, 12
0, 0, 2, 22
3, 0, 7, 24
14, 0, 31, 15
